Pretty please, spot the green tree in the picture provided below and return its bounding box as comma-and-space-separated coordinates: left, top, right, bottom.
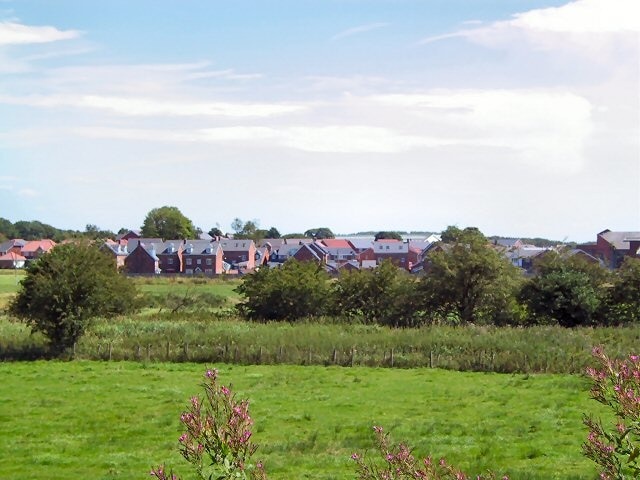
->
419, 226, 522, 325
232, 218, 262, 241
374, 231, 403, 241
141, 206, 196, 240
208, 226, 224, 238
235, 260, 330, 321
265, 227, 281, 238
8, 243, 138, 355
518, 252, 609, 327
332, 260, 420, 327
304, 227, 335, 239
604, 257, 640, 324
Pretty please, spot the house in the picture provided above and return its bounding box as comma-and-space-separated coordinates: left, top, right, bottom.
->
124, 241, 160, 274
346, 238, 374, 254
155, 241, 184, 274
0, 251, 27, 269
101, 240, 129, 270
320, 239, 358, 266
577, 229, 640, 269
182, 241, 224, 275
370, 239, 410, 269
492, 238, 523, 250
126, 238, 163, 251
292, 242, 329, 264
269, 244, 303, 263
0, 239, 26, 256
283, 238, 313, 246
505, 246, 550, 272
116, 229, 142, 242
219, 239, 256, 271
21, 239, 56, 260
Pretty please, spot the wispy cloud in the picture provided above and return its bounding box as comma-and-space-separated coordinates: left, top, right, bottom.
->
419, 0, 640, 48
18, 188, 39, 197
0, 21, 81, 46
0, 94, 306, 117
331, 22, 388, 41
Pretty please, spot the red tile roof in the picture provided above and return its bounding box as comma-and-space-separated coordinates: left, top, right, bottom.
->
21, 239, 56, 253
320, 239, 352, 248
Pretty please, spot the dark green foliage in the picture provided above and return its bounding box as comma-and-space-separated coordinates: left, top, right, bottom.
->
332, 260, 421, 327
265, 227, 281, 239
141, 206, 197, 240
235, 260, 330, 321
374, 231, 403, 241
519, 252, 609, 327
603, 257, 640, 324
304, 227, 335, 239
420, 226, 523, 325
208, 227, 224, 238
8, 243, 138, 354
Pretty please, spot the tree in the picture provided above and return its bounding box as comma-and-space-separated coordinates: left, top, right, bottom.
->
265, 227, 281, 238
208, 226, 224, 238
232, 218, 262, 241
304, 227, 335, 240
141, 206, 196, 240
518, 252, 609, 327
332, 260, 421, 327
235, 260, 330, 321
419, 226, 522, 325
9, 243, 138, 355
84, 224, 115, 241
374, 231, 403, 241
604, 256, 640, 324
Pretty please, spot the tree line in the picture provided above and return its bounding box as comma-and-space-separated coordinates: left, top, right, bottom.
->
237, 226, 640, 328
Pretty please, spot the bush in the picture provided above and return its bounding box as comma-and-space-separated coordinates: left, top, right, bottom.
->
235, 261, 330, 321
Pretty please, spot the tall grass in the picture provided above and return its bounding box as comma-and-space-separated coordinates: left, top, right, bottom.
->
1, 314, 637, 373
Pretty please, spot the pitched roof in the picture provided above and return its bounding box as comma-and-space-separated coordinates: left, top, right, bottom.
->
21, 239, 56, 253
0, 251, 27, 261
600, 231, 640, 250
321, 238, 352, 249
219, 239, 255, 252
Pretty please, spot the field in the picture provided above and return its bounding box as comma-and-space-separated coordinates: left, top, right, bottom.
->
0, 361, 605, 480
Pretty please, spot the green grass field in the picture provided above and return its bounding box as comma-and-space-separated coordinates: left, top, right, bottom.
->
0, 361, 604, 480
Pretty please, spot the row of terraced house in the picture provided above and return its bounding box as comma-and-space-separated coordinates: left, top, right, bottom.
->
1, 228, 639, 275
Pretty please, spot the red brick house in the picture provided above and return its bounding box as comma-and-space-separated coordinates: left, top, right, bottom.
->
292, 242, 329, 264
0, 239, 26, 256
124, 242, 160, 274
182, 241, 224, 275
101, 240, 129, 270
320, 238, 358, 266
577, 229, 640, 269
153, 241, 183, 274
220, 239, 257, 271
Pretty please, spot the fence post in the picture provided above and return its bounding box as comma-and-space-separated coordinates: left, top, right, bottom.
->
390, 348, 394, 368
166, 341, 170, 360
351, 347, 356, 367
147, 344, 151, 361
430, 351, 434, 368
108, 342, 112, 361
72, 342, 76, 359
258, 346, 263, 364
183, 342, 189, 360
279, 345, 284, 361
332, 348, 337, 364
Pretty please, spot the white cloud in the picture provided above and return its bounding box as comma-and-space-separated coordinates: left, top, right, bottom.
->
0, 21, 80, 46
420, 0, 640, 51
331, 22, 389, 41
0, 94, 306, 117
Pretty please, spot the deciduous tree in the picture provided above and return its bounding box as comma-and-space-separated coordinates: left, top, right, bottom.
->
420, 226, 522, 325
9, 242, 138, 355
141, 206, 196, 240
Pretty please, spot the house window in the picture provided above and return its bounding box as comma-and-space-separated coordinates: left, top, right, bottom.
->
185, 268, 193, 275
241, 255, 247, 261
386, 245, 390, 250
205, 268, 213, 274
186, 258, 192, 266
206, 258, 212, 265
168, 258, 174, 265
197, 259, 202, 265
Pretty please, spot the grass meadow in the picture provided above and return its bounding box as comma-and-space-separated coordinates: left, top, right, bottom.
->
0, 361, 604, 480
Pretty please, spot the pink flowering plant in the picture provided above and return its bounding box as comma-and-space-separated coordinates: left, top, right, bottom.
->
151, 368, 268, 480
583, 347, 640, 480
351, 425, 508, 480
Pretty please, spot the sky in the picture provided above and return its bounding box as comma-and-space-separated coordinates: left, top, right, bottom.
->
0, 0, 638, 242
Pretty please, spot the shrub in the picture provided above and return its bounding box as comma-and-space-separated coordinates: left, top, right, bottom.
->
583, 347, 640, 479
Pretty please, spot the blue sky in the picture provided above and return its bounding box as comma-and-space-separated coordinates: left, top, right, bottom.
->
1, 0, 638, 241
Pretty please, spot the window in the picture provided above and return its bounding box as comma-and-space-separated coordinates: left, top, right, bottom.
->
206, 258, 212, 265
386, 245, 390, 250
205, 269, 213, 274
185, 268, 193, 275
168, 258, 174, 265
186, 258, 192, 266
197, 259, 202, 265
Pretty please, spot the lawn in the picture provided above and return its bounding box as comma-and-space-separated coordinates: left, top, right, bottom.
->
0, 361, 603, 480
